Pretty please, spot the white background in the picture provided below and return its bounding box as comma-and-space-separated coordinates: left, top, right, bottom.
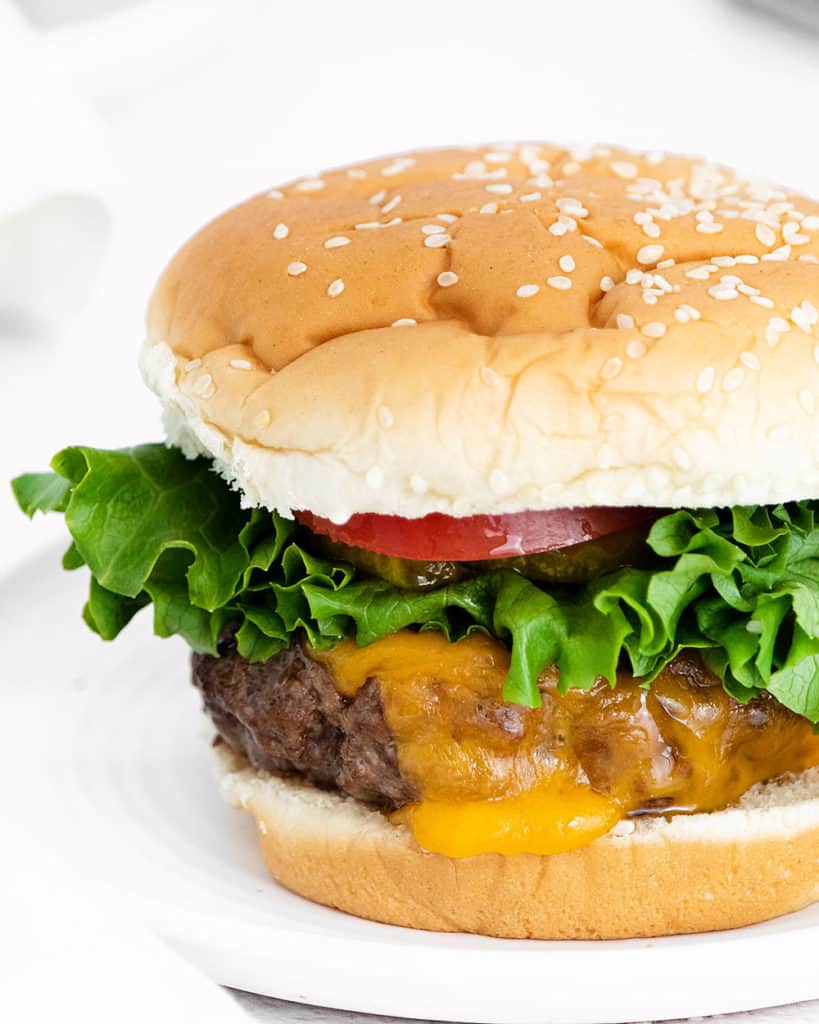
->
5, 0, 819, 571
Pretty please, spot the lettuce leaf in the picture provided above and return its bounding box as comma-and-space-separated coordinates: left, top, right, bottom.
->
12, 443, 819, 722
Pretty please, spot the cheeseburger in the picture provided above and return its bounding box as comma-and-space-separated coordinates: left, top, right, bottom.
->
14, 143, 819, 940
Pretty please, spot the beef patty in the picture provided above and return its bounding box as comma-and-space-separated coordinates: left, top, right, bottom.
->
194, 627, 819, 816
192, 626, 418, 809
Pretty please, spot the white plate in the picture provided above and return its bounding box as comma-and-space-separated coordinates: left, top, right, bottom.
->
4, 545, 819, 1024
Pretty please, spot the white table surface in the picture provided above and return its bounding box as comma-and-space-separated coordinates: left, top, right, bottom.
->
5, 2, 819, 1021
229, 992, 819, 1024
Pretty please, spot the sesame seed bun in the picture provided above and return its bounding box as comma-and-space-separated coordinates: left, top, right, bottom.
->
217, 745, 819, 940
142, 144, 819, 519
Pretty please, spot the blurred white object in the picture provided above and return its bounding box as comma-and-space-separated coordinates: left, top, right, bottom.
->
742, 0, 819, 33
0, 1, 113, 333
18, 0, 139, 24
0, 0, 256, 335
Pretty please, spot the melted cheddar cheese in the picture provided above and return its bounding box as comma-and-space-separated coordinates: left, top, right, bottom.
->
315, 631, 819, 857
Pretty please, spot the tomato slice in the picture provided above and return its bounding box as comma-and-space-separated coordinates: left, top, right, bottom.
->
296, 507, 659, 562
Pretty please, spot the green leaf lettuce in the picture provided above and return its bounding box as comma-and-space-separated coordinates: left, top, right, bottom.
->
13, 444, 819, 722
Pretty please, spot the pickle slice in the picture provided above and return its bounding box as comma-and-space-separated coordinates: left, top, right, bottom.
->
308, 522, 653, 589
309, 535, 469, 589
468, 522, 654, 583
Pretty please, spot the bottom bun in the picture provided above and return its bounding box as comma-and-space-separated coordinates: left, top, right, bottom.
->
216, 746, 819, 940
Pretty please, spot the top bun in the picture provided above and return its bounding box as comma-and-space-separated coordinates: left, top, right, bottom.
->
142, 143, 819, 521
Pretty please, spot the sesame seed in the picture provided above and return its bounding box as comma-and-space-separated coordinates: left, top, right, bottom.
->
381, 156, 415, 176
480, 203, 498, 215
616, 313, 635, 329
324, 235, 350, 248
611, 160, 638, 179
369, 189, 387, 204
516, 284, 540, 298
378, 405, 394, 428
481, 366, 501, 387
253, 409, 271, 429
709, 284, 739, 300
802, 214, 819, 230
327, 278, 344, 297
549, 222, 568, 236
735, 254, 759, 264
490, 468, 510, 495
519, 191, 541, 204
297, 178, 325, 192
424, 234, 451, 248
626, 339, 647, 359
381, 195, 401, 214
273, 223, 289, 240
267, 189, 284, 199
686, 267, 711, 280
366, 466, 384, 489
355, 221, 382, 230
547, 275, 572, 290
437, 271, 459, 287
750, 295, 775, 308
711, 256, 736, 268
347, 168, 367, 179
626, 269, 644, 285
437, 213, 457, 224
582, 235, 603, 248
765, 319, 787, 346
800, 389, 815, 415
762, 245, 791, 262
192, 374, 215, 398
783, 222, 808, 245
392, 318, 417, 327
723, 368, 745, 392
559, 255, 576, 273
643, 222, 661, 239
696, 222, 724, 234
486, 183, 513, 194
287, 261, 307, 276
740, 351, 760, 370
637, 244, 665, 265
229, 359, 252, 370
696, 366, 715, 393
601, 357, 623, 380
755, 223, 776, 246
422, 224, 446, 235
410, 474, 428, 494
556, 197, 588, 217
641, 322, 666, 339
792, 300, 819, 334
600, 275, 615, 292
485, 151, 511, 163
